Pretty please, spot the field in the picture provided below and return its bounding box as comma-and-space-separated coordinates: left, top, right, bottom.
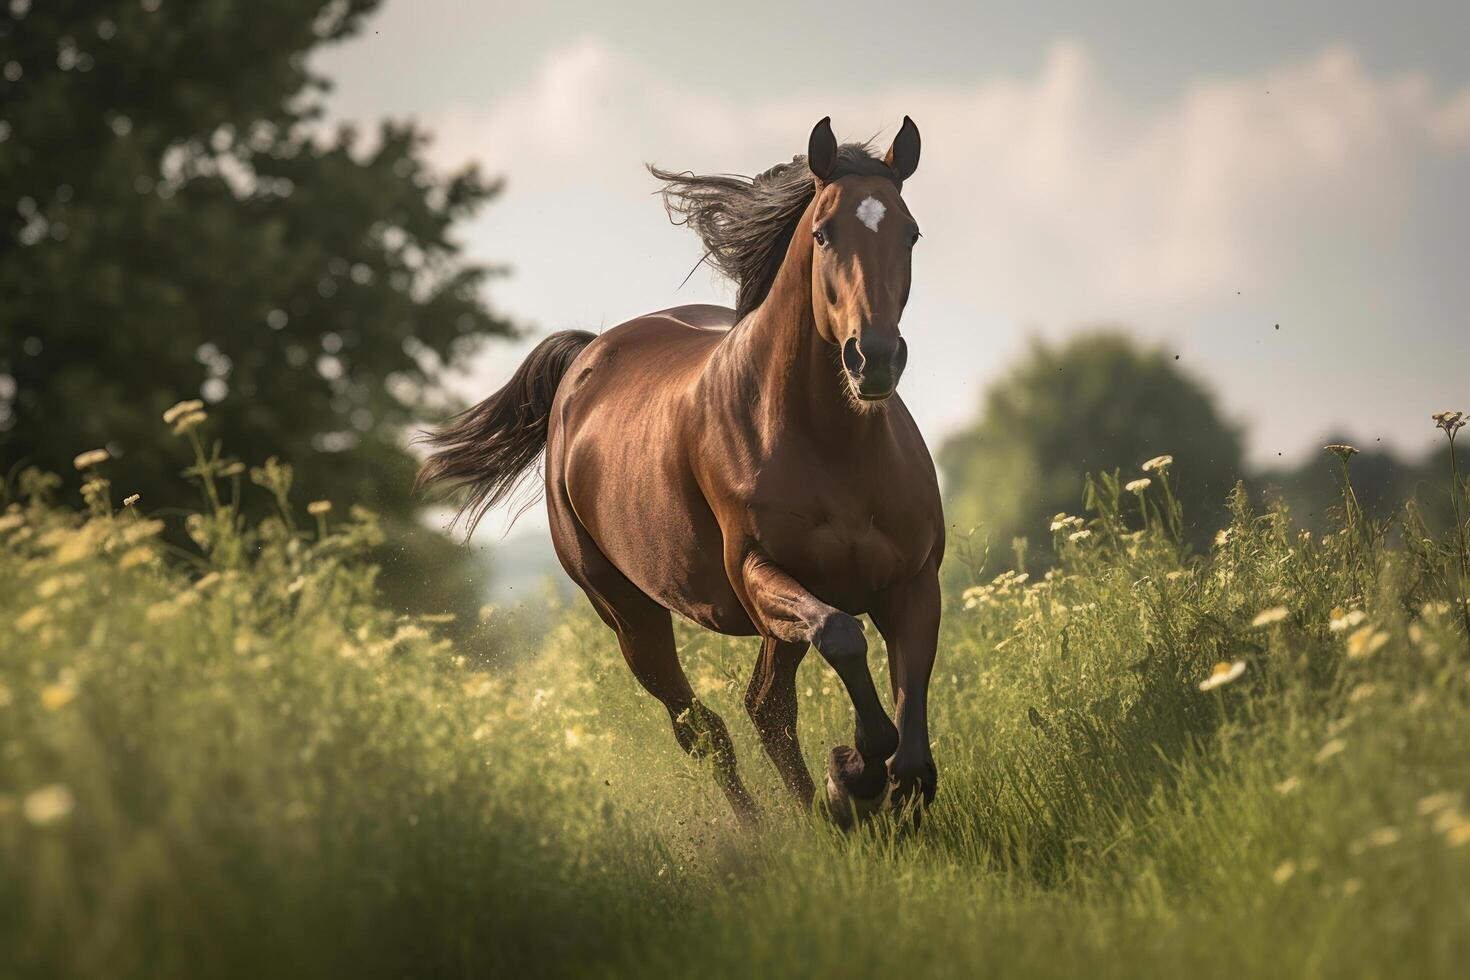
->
4, 427, 1470, 979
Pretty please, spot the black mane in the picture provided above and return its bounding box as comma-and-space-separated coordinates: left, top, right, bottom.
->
650, 144, 895, 319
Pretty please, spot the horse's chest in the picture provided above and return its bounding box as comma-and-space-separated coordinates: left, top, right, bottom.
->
753, 503, 907, 597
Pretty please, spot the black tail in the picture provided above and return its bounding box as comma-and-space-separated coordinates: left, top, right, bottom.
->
415, 330, 595, 535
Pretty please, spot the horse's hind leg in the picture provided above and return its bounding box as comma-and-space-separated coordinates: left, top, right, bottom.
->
548, 488, 756, 822
604, 598, 758, 823
744, 637, 814, 807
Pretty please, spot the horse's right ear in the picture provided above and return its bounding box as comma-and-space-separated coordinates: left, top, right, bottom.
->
808, 117, 838, 184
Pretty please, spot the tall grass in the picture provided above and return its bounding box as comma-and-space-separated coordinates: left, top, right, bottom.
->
3, 417, 1468, 978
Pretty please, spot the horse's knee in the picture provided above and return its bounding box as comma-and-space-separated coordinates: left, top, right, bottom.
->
812, 610, 866, 661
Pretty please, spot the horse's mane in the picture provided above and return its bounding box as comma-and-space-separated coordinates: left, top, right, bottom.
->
649, 143, 895, 319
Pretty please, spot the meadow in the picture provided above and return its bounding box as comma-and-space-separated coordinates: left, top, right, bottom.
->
3, 412, 1469, 979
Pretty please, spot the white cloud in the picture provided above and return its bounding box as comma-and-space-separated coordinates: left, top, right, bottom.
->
423, 36, 1470, 492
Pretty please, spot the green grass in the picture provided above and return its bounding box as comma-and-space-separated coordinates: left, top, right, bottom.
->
3, 428, 1469, 979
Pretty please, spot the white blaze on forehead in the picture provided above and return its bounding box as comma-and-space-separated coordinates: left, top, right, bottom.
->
855, 196, 886, 232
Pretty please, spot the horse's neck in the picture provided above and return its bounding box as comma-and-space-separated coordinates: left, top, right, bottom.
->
730, 223, 865, 437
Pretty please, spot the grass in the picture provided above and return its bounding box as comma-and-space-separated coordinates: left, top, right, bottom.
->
3, 416, 1469, 979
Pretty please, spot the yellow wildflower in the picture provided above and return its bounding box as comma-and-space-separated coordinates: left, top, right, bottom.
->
118, 546, 154, 569
73, 448, 109, 470
123, 493, 140, 507
1198, 660, 1246, 691
1141, 454, 1173, 473
1124, 478, 1152, 493
1345, 626, 1389, 659
172, 410, 207, 435
162, 399, 204, 424
307, 500, 332, 516
1252, 606, 1289, 627
40, 679, 78, 711
23, 784, 75, 826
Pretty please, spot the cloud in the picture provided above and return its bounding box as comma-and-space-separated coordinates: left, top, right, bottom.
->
423, 37, 1470, 472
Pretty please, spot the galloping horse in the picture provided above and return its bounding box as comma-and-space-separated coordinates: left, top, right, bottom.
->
419, 117, 943, 824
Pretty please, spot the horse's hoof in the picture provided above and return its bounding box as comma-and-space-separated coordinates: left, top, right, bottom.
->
824, 765, 891, 829
813, 612, 866, 661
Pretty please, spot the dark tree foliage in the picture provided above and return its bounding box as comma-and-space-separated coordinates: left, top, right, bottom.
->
0, 1, 513, 619
939, 332, 1244, 573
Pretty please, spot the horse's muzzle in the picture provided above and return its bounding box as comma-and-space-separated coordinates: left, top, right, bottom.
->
842, 336, 908, 400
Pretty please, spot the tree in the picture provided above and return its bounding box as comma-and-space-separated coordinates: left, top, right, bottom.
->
0, 1, 513, 618
939, 332, 1244, 572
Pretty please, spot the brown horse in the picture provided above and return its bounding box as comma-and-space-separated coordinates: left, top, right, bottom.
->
419, 117, 943, 825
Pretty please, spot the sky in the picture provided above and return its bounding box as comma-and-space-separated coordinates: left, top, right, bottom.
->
315, 0, 1470, 543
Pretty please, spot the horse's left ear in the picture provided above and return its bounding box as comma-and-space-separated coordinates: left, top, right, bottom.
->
884, 116, 921, 182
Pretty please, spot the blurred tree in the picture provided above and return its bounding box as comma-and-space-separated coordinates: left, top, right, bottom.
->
0, 1, 513, 619
939, 332, 1244, 573
1255, 436, 1467, 534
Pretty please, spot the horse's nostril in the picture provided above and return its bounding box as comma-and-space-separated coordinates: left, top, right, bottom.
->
841, 337, 864, 378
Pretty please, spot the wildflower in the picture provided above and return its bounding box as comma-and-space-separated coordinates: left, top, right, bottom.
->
1329, 608, 1366, 633
1355, 826, 1401, 851
1141, 454, 1173, 473
40, 679, 78, 711
118, 546, 154, 569
1314, 738, 1347, 764
1447, 823, 1470, 847
1049, 513, 1083, 532
162, 399, 205, 424
1275, 776, 1301, 795
122, 493, 140, 507
1416, 791, 1461, 816
1068, 529, 1092, 543
172, 410, 207, 435
564, 725, 586, 748
1432, 410, 1465, 435
73, 448, 109, 470
17, 606, 47, 632
0, 512, 23, 533
1198, 660, 1246, 691
307, 500, 332, 516
1345, 626, 1389, 659
22, 784, 75, 826
1323, 443, 1359, 461
1214, 528, 1232, 547
1272, 860, 1296, 885
1125, 478, 1151, 493
1252, 606, 1289, 628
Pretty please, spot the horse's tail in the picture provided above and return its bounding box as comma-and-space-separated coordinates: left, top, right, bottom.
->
415, 329, 596, 535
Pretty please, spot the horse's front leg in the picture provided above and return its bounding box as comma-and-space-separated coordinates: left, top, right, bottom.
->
737, 550, 898, 823
871, 560, 941, 817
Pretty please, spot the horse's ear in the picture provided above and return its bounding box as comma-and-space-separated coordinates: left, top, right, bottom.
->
808, 117, 838, 183
884, 116, 921, 182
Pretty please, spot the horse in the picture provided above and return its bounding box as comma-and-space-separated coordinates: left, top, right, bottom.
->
418, 117, 943, 826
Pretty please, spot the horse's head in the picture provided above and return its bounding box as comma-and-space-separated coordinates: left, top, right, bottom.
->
806, 116, 921, 406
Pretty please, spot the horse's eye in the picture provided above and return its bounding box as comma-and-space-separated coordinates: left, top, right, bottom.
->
813, 228, 828, 248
